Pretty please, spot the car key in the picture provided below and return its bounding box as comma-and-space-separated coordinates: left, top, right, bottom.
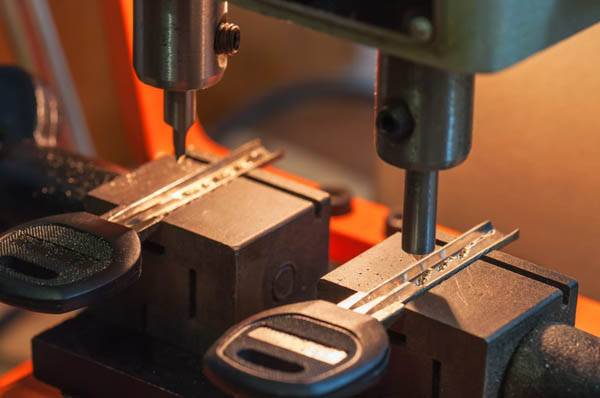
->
204, 221, 519, 398
0, 140, 280, 313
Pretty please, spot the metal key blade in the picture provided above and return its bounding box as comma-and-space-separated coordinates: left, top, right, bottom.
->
103, 140, 282, 232
338, 221, 519, 324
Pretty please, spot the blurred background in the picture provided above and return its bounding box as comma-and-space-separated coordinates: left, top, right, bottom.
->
0, 0, 599, 374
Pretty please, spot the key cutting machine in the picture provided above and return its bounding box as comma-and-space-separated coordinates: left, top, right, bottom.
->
0, 1, 599, 397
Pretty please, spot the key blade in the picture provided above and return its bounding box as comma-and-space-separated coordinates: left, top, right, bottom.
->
104, 139, 265, 223
369, 223, 519, 323
340, 222, 519, 324
104, 140, 282, 232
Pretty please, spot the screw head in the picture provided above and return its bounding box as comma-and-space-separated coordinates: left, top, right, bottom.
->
215, 22, 241, 56
376, 102, 415, 142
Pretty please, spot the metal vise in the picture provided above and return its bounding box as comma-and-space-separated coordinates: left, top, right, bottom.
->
81, 151, 329, 353
319, 231, 587, 397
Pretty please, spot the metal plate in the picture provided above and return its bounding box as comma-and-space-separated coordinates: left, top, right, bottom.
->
230, 0, 600, 72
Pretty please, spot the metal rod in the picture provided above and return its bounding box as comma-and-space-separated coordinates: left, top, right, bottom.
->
375, 53, 474, 256
402, 170, 438, 254
134, 0, 231, 158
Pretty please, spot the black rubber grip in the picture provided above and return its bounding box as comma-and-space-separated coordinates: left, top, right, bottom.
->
204, 300, 389, 398
0, 212, 141, 313
503, 323, 600, 398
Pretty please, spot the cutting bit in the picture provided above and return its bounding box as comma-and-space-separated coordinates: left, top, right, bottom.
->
164, 90, 197, 159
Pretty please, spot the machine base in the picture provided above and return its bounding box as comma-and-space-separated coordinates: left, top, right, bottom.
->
32, 313, 227, 398
31, 230, 579, 398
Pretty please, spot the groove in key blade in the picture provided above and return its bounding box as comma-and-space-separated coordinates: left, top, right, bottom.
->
102, 140, 281, 232
340, 222, 519, 321
366, 226, 519, 323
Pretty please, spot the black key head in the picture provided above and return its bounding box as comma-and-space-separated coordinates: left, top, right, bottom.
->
0, 212, 141, 313
204, 300, 389, 398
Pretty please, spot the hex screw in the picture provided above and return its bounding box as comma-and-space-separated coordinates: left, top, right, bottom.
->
215, 22, 241, 55
376, 101, 415, 143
